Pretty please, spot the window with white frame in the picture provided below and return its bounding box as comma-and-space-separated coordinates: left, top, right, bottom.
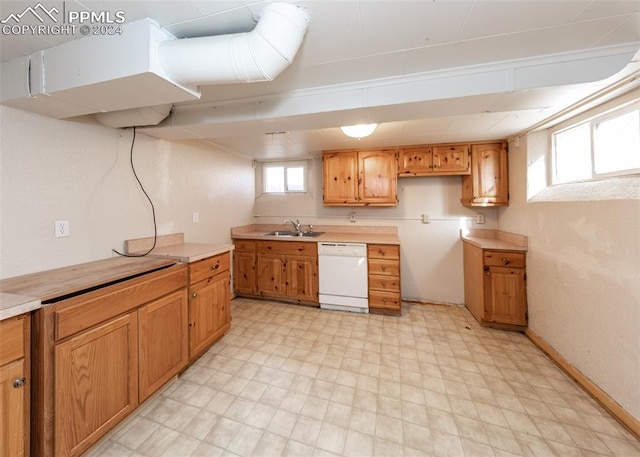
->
262, 161, 308, 194
551, 101, 640, 184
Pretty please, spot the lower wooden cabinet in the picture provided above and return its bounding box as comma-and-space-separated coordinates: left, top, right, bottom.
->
233, 240, 257, 295
138, 289, 189, 401
189, 271, 230, 359
238, 240, 318, 305
187, 251, 231, 361
368, 244, 402, 315
31, 264, 188, 457
55, 313, 139, 457
463, 242, 527, 329
0, 314, 30, 457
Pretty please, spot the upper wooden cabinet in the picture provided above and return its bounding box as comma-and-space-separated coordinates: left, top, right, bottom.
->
322, 149, 398, 206
461, 142, 509, 207
398, 144, 470, 176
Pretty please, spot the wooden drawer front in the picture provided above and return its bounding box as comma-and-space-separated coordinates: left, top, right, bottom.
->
368, 244, 400, 260
55, 265, 188, 341
190, 253, 231, 284
369, 275, 400, 293
368, 258, 400, 276
0, 315, 26, 365
369, 290, 401, 311
233, 240, 256, 253
257, 240, 317, 257
483, 251, 525, 268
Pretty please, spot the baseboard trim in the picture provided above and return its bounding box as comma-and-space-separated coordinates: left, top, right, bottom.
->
525, 328, 640, 440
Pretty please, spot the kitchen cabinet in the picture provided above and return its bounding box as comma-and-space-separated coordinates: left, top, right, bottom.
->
188, 253, 231, 360
55, 312, 139, 457
398, 143, 470, 176
463, 243, 527, 329
233, 240, 257, 295
254, 240, 318, 304
367, 244, 402, 315
29, 261, 188, 457
461, 142, 509, 207
0, 314, 30, 457
322, 149, 398, 206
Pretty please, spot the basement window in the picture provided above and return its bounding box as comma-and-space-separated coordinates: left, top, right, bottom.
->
551, 101, 640, 184
263, 161, 307, 194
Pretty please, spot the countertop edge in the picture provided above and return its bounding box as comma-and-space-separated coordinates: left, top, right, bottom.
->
143, 243, 235, 263
0, 293, 41, 320
461, 234, 528, 251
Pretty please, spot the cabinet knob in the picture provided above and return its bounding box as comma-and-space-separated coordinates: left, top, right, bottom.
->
382, 298, 387, 302
381, 265, 386, 271
501, 257, 510, 265
13, 377, 26, 388
192, 292, 198, 298
211, 264, 220, 271
382, 282, 387, 287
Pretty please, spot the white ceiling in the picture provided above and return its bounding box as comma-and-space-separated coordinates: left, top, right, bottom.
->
1, 0, 639, 159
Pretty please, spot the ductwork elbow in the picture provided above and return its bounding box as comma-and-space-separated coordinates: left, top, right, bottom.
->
158, 2, 310, 86
95, 104, 173, 128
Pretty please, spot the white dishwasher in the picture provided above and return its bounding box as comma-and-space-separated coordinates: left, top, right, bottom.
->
318, 242, 368, 313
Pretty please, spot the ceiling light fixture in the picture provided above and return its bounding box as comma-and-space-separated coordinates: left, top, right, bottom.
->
340, 123, 378, 139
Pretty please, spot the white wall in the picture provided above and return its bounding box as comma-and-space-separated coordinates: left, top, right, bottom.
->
254, 156, 496, 304
0, 106, 255, 279
498, 135, 640, 420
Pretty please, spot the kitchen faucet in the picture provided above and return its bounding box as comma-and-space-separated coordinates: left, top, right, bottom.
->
284, 219, 301, 232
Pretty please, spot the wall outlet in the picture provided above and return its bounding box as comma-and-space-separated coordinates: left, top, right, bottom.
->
192, 212, 199, 223
55, 220, 69, 237
475, 214, 485, 224
421, 213, 430, 224
350, 212, 357, 223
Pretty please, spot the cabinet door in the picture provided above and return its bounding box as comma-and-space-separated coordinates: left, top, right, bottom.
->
189, 272, 231, 359
0, 359, 26, 457
256, 255, 286, 298
484, 266, 527, 325
462, 143, 508, 206
432, 144, 470, 175
398, 146, 432, 175
234, 251, 257, 294
55, 313, 138, 457
138, 289, 188, 401
358, 150, 398, 205
323, 151, 359, 205
286, 256, 318, 303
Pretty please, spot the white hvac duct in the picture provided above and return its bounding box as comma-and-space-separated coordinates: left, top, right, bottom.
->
159, 2, 310, 86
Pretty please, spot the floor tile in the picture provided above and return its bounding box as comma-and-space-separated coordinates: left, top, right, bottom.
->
90, 299, 640, 457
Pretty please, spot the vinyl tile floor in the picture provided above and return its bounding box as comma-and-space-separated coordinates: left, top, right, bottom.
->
86, 298, 640, 457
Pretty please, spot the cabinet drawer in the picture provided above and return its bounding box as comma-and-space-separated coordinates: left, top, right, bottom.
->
483, 251, 525, 268
369, 290, 401, 311
257, 240, 317, 257
233, 240, 256, 253
55, 265, 187, 341
369, 275, 400, 292
190, 252, 231, 284
0, 315, 26, 365
368, 244, 400, 260
368, 258, 400, 276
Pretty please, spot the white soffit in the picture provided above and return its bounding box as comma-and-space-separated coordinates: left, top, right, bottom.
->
139, 42, 639, 140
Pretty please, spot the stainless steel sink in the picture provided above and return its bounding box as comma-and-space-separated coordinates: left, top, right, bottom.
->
262, 231, 324, 238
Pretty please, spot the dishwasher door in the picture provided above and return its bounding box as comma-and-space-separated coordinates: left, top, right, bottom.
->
318, 242, 368, 313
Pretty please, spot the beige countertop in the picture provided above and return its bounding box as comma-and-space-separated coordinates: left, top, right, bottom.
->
143, 243, 235, 263
461, 229, 528, 251
231, 224, 401, 245
0, 292, 41, 320
125, 233, 234, 262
